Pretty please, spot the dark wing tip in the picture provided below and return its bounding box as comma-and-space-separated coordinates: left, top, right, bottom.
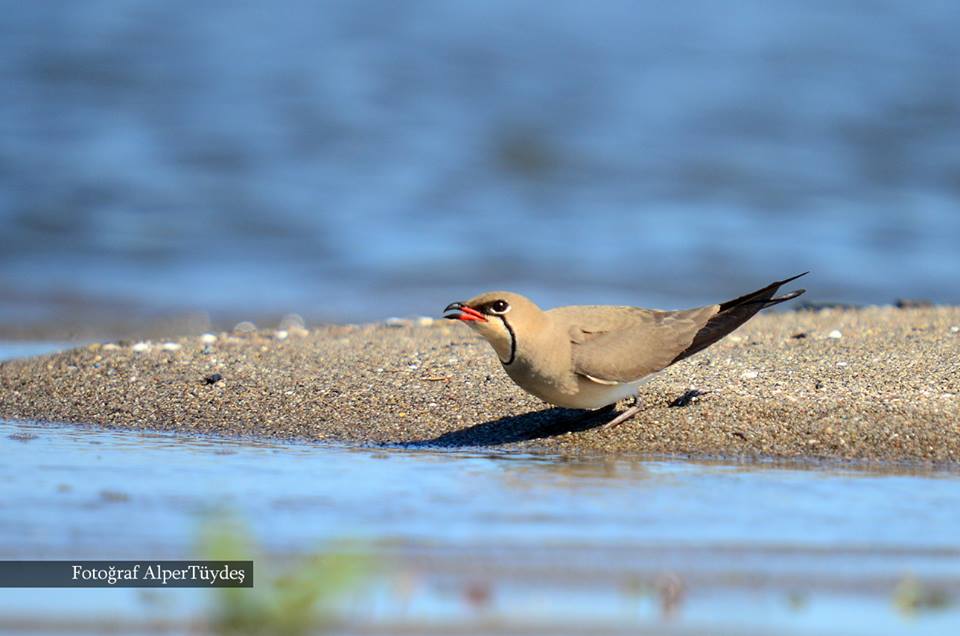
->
776, 271, 810, 286
674, 276, 808, 364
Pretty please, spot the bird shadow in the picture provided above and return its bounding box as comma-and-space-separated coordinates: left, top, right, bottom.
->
412, 405, 615, 448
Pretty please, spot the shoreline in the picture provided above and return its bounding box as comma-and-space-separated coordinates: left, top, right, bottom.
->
2, 307, 959, 464
4, 418, 957, 476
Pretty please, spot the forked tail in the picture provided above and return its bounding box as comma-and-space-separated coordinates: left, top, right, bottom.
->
671, 272, 808, 364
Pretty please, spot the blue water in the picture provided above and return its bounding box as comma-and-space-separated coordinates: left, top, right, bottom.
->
1, 1, 959, 327
2, 418, 959, 635
5, 421, 960, 557
0, 341, 76, 362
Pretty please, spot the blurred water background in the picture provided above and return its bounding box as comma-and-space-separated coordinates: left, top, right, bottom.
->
1, 0, 959, 333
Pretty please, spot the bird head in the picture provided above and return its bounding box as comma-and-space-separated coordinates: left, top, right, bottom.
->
443, 291, 543, 365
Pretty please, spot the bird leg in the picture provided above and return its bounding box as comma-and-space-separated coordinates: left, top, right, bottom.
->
605, 396, 643, 428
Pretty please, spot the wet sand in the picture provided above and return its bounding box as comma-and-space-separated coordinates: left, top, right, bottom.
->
1, 307, 958, 464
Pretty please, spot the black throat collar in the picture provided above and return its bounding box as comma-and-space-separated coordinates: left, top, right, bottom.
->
497, 315, 517, 366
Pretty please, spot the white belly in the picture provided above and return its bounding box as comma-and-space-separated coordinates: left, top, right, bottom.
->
507, 364, 659, 410
564, 374, 657, 409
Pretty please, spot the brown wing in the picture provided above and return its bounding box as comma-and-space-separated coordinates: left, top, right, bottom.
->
553, 273, 808, 384
550, 305, 718, 384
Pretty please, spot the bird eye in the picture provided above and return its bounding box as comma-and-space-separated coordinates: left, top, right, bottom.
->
488, 300, 510, 314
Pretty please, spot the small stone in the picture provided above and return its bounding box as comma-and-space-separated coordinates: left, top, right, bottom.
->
200, 333, 217, 344
385, 317, 408, 328
274, 330, 289, 340
669, 389, 706, 408
895, 298, 933, 309
287, 326, 309, 337
741, 370, 759, 380
828, 330, 843, 339
837, 361, 848, 367
161, 342, 182, 351
204, 373, 223, 385
102, 343, 121, 351
131, 342, 151, 353
950, 326, 959, 334
416, 316, 435, 327
233, 321, 257, 334
279, 313, 306, 330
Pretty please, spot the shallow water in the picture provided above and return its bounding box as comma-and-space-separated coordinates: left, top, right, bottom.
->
1, 1, 959, 327
2, 420, 959, 634
0, 341, 77, 362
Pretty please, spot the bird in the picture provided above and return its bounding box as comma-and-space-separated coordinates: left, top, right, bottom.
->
443, 273, 807, 427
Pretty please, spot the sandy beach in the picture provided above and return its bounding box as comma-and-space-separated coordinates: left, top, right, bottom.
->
2, 307, 959, 464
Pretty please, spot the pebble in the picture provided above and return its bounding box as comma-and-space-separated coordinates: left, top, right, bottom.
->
162, 342, 182, 351
385, 317, 409, 328
895, 298, 933, 309
279, 313, 306, 330
200, 333, 218, 344
828, 330, 843, 339
102, 343, 121, 351
131, 342, 151, 353
275, 330, 289, 340
233, 321, 257, 334
416, 316, 435, 327
669, 389, 705, 408
203, 373, 223, 385
741, 370, 759, 380
951, 326, 959, 334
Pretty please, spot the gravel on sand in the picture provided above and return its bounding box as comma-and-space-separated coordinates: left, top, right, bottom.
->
1, 308, 959, 464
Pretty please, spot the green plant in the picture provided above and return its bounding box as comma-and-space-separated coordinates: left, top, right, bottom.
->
198, 514, 370, 636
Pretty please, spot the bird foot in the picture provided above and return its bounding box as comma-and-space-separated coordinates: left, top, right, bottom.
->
605, 398, 642, 428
